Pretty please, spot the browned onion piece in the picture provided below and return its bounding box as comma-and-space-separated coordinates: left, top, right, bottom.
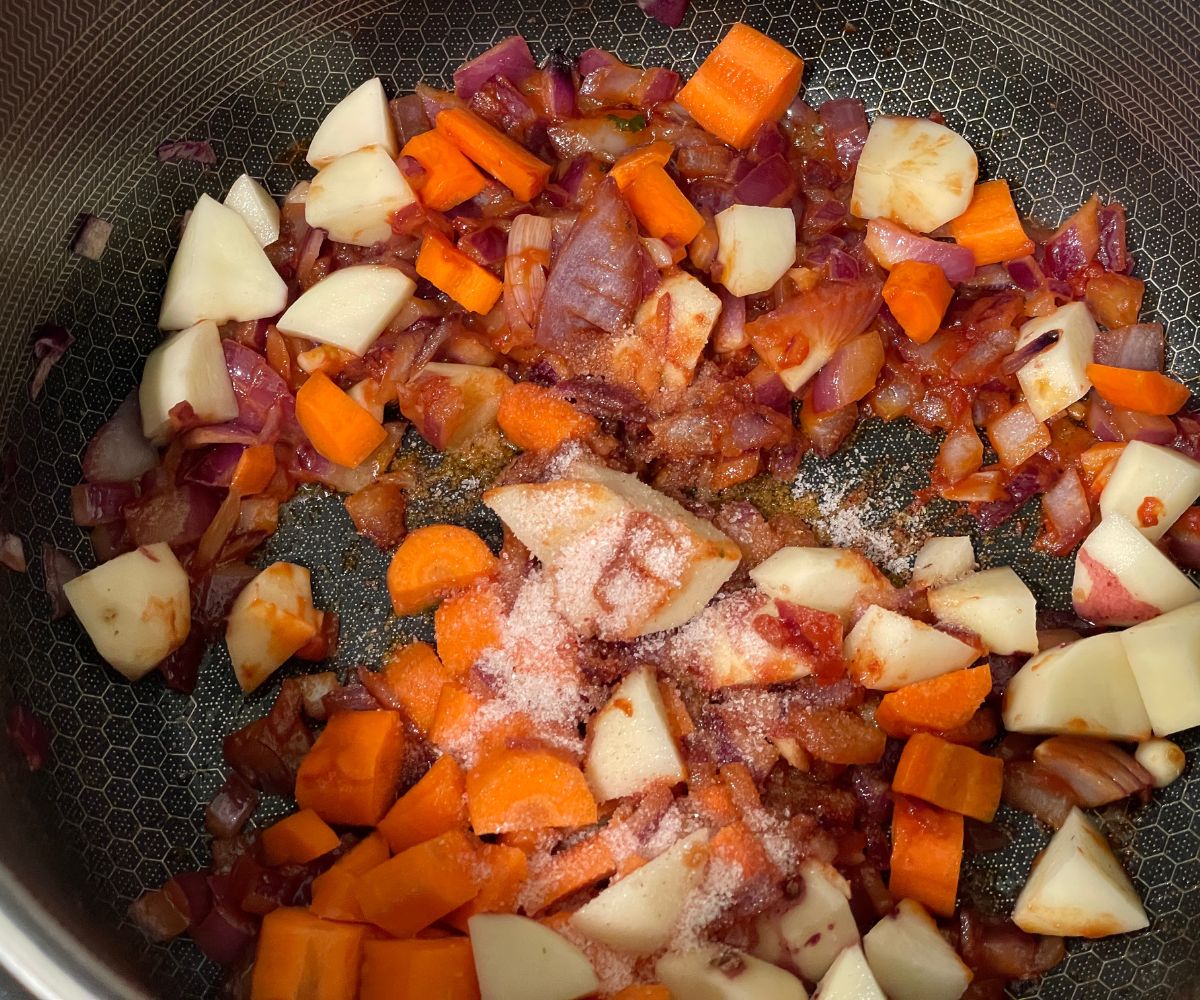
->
1001, 760, 1079, 829
789, 706, 886, 766
1031, 736, 1153, 807
959, 909, 1066, 981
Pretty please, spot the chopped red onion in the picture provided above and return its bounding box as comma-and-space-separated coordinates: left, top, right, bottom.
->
817, 98, 869, 171
1096, 202, 1130, 274
1093, 323, 1164, 371
83, 394, 158, 483
864, 218, 976, 284
71, 481, 137, 526
577, 49, 619, 78
1167, 508, 1200, 570
223, 680, 313, 796
711, 288, 748, 354
542, 53, 577, 120
637, 0, 689, 26
29, 324, 74, 400
0, 533, 26, 572
158, 632, 205, 694
190, 896, 255, 966
6, 704, 48, 771
321, 682, 382, 716
555, 377, 648, 420
959, 909, 1066, 980
803, 194, 847, 240
156, 139, 217, 165
183, 444, 245, 489
1042, 196, 1100, 281
1085, 393, 1121, 442
294, 226, 326, 287
415, 83, 463, 126
1112, 406, 1175, 445
71, 214, 113, 261
453, 35, 536, 99
732, 153, 796, 207
205, 773, 259, 839
1033, 736, 1152, 807
1000, 330, 1059, 376
1006, 255, 1046, 292
1038, 467, 1091, 554
826, 248, 861, 283
811, 331, 885, 414
124, 484, 222, 548
41, 544, 80, 619
128, 885, 189, 942
686, 177, 735, 216
460, 225, 508, 266
388, 94, 430, 144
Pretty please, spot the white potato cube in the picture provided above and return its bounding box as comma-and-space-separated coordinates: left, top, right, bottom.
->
401, 361, 513, 452
468, 914, 598, 1000
225, 562, 320, 693
1073, 515, 1200, 626
631, 271, 723, 389
585, 666, 686, 801
1012, 808, 1148, 937
223, 174, 280, 247
570, 830, 709, 955
928, 567, 1038, 655
812, 944, 885, 1000
1134, 739, 1186, 788
139, 319, 239, 443
306, 77, 397, 168
277, 265, 415, 356
774, 861, 859, 982
1002, 632, 1151, 740
715, 205, 797, 297
1119, 603, 1200, 736
657, 946, 809, 1000
750, 547, 893, 625
850, 116, 978, 233
1099, 440, 1200, 541
911, 536, 975, 590
862, 899, 972, 1000
64, 544, 190, 681
844, 606, 980, 690
1014, 303, 1097, 422
305, 145, 417, 247
158, 194, 288, 330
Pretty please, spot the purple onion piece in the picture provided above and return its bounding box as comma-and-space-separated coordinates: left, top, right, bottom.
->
41, 544, 80, 619
577, 48, 620, 78
1092, 323, 1164, 372
1097, 202, 1130, 274
29, 324, 73, 401
542, 53, 577, 120
156, 139, 217, 165
453, 35, 536, 99
83, 394, 158, 483
71, 214, 113, 261
732, 153, 795, 207
205, 774, 260, 839
1007, 255, 1046, 292
637, 0, 690, 27
818, 97, 869, 170
1001, 330, 1060, 376
6, 705, 49, 771
0, 533, 26, 572
827, 248, 861, 283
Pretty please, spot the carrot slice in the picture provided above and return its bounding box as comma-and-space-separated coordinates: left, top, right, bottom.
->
1086, 363, 1191, 416
250, 907, 365, 1000
610, 140, 675, 189
435, 107, 552, 201
386, 524, 498, 617
882, 259, 954, 344
401, 129, 488, 211
360, 938, 480, 1000
621, 163, 705, 245
379, 641, 454, 736
875, 665, 993, 738
231, 444, 277, 495
946, 179, 1035, 266
260, 808, 340, 867
710, 821, 774, 882
445, 842, 529, 931
416, 230, 503, 315
296, 371, 389, 469
520, 832, 616, 915
612, 987, 672, 1000
466, 748, 598, 835
434, 581, 505, 676
676, 23, 804, 149
889, 795, 963, 918
355, 829, 483, 938
496, 381, 598, 452
310, 832, 390, 923
295, 710, 409, 826
378, 754, 468, 854
892, 732, 1005, 822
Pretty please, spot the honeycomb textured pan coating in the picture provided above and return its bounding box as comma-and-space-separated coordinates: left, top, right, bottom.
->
0, 1, 1197, 997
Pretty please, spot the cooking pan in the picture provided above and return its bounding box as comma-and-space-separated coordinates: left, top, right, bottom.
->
0, 0, 1197, 996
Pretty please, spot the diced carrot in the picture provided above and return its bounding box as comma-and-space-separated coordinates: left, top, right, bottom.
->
892, 732, 1004, 823
690, 771, 740, 827
231, 445, 277, 495
621, 164, 705, 245
445, 842, 529, 931
401, 130, 488, 212
265, 325, 293, 384
378, 755, 468, 854
250, 907, 365, 1000
260, 808, 340, 867
612, 987, 672, 1000
946, 179, 1034, 266
710, 821, 773, 882
719, 761, 763, 816
429, 682, 485, 755
1087, 363, 1191, 416
295, 710, 409, 826
882, 259, 954, 344
466, 748, 599, 835
658, 678, 695, 743
311, 833, 390, 924
496, 381, 598, 452
296, 371, 389, 469
434, 581, 505, 676
709, 453, 760, 491
889, 795, 963, 918
1078, 441, 1126, 501
676, 23, 804, 149
435, 107, 552, 202
987, 401, 1052, 469
355, 829, 484, 938
416, 230, 503, 315
381, 641, 454, 736
520, 832, 616, 914
360, 938, 480, 1000
386, 524, 498, 617
875, 665, 993, 738
610, 140, 675, 189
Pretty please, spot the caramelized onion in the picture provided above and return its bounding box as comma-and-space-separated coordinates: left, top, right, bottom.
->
1032, 736, 1153, 807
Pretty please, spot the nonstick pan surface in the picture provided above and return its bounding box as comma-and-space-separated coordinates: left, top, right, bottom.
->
0, 1, 1198, 997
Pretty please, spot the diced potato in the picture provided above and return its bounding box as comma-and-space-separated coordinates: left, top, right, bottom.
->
768, 861, 859, 982
223, 174, 281, 247
850, 116, 978, 233
306, 78, 397, 168
749, 547, 893, 625
657, 946, 809, 1000
64, 543, 190, 681
927, 567, 1038, 655
585, 667, 686, 801
618, 271, 723, 392
812, 944, 885, 1000
1134, 739, 1186, 788
225, 562, 320, 693
910, 536, 975, 590
305, 145, 417, 246
1073, 515, 1200, 626
277, 265, 415, 356
715, 205, 797, 297
844, 606, 980, 690
400, 362, 513, 451
862, 899, 972, 1000
158, 194, 288, 330
1014, 303, 1097, 422
1002, 632, 1151, 740
570, 831, 709, 955
1099, 440, 1200, 541
139, 319, 239, 443
1012, 808, 1148, 937
1118, 603, 1200, 736
468, 914, 598, 1000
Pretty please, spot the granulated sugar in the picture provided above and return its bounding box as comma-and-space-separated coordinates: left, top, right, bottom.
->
673, 857, 744, 949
